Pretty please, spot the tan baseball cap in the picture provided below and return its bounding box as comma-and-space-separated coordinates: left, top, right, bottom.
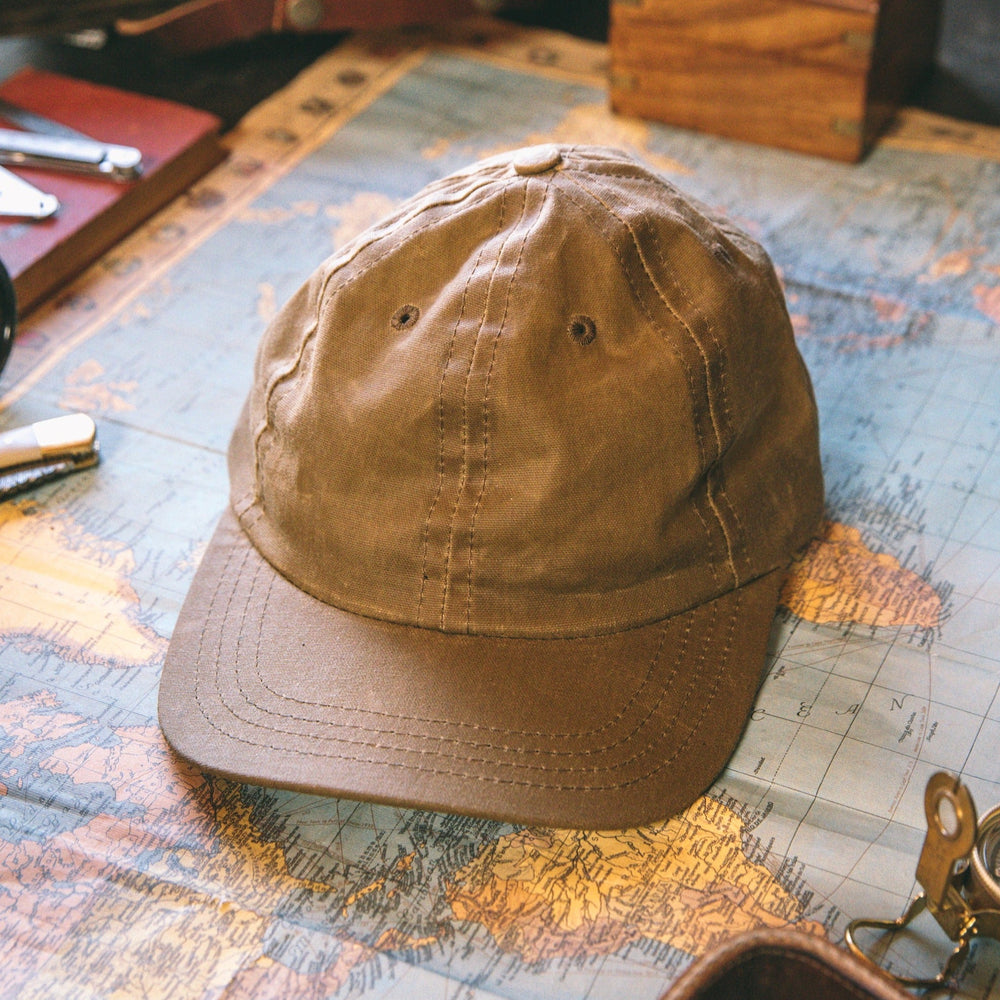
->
160, 144, 823, 829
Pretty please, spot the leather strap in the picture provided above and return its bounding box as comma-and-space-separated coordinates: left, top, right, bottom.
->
116, 0, 482, 52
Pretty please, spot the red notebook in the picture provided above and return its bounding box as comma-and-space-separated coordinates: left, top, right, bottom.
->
0, 69, 225, 315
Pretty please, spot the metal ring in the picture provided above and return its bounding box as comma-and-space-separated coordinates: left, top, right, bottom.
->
970, 803, 1000, 911
0, 256, 16, 379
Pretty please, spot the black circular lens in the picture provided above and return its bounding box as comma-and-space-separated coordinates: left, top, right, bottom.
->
0, 258, 16, 378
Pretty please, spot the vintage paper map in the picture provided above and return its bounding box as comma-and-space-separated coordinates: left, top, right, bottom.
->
2, 17, 999, 999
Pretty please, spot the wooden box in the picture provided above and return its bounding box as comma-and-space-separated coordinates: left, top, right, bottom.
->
609, 0, 943, 161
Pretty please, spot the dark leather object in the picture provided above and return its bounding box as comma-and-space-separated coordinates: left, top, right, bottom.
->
659, 929, 913, 1000
115, 0, 482, 52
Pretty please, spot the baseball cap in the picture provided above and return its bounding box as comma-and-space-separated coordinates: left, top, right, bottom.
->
160, 144, 823, 829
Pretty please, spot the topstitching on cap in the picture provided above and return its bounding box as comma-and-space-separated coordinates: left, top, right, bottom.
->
160, 144, 824, 828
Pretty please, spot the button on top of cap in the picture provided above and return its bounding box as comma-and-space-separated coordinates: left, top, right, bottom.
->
513, 145, 563, 176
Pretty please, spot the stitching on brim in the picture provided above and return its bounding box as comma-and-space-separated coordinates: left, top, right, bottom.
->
242, 568, 680, 756
208, 537, 682, 755
189, 530, 750, 791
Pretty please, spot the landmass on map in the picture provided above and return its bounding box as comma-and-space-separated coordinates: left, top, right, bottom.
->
1, 689, 824, 997
780, 521, 942, 630
447, 796, 824, 963
0, 501, 163, 668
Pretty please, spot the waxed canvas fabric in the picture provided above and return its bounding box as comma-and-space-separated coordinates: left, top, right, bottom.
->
160, 144, 824, 828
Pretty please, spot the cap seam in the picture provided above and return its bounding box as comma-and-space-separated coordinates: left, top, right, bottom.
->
559, 169, 742, 586
251, 180, 508, 498
415, 182, 515, 627
464, 174, 554, 631
613, 174, 798, 584
437, 179, 531, 631
624, 175, 766, 583
415, 229, 494, 626
646, 218, 752, 584
554, 176, 711, 464
560, 171, 727, 458
553, 177, 724, 590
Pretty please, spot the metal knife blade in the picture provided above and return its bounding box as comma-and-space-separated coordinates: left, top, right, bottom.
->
0, 164, 59, 218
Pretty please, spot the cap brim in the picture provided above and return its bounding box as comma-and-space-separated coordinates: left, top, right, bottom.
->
160, 508, 782, 829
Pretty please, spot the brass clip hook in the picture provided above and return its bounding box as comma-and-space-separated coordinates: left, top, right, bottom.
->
845, 772, 1000, 989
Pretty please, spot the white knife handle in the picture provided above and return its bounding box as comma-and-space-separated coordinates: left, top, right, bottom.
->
0, 413, 97, 470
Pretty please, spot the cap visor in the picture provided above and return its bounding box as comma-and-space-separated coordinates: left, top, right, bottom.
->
160, 508, 782, 829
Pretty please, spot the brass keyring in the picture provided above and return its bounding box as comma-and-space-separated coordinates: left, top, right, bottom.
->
845, 773, 1000, 990
970, 803, 1000, 911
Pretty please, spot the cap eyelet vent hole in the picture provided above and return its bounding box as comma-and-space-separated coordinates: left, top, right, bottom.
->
568, 314, 596, 346
713, 243, 734, 267
391, 304, 420, 330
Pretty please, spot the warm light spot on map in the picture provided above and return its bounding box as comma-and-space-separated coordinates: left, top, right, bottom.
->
973, 284, 1000, 324
447, 796, 821, 962
61, 359, 137, 414
780, 521, 941, 629
0, 502, 164, 667
923, 247, 984, 279
326, 192, 398, 249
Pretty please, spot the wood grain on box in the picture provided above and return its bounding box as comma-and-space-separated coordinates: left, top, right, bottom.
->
609, 0, 942, 161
